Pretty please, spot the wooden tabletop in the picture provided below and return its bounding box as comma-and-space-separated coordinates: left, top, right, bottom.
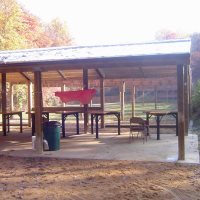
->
28, 111, 82, 114
144, 110, 177, 115
28, 111, 49, 114
89, 110, 120, 115
55, 111, 82, 114
0, 111, 23, 115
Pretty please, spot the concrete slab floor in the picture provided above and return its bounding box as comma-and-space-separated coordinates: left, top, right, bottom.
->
0, 128, 199, 164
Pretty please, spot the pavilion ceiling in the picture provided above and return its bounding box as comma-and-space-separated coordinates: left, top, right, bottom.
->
0, 39, 190, 87
0, 64, 177, 85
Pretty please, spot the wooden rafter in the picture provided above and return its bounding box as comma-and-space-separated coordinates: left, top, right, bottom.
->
102, 73, 176, 79
20, 72, 32, 82
57, 70, 66, 80
96, 68, 105, 78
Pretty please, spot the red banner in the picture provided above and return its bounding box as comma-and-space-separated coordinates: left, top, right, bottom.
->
55, 89, 96, 104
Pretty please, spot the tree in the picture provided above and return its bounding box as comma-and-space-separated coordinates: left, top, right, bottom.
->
0, 0, 27, 50
0, 0, 73, 111
45, 18, 73, 47
20, 9, 52, 48
0, 0, 73, 50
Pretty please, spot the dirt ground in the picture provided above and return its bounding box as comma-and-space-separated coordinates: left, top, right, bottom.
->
0, 155, 200, 200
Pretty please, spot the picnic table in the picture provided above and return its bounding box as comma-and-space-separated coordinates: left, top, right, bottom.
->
144, 110, 178, 140
31, 111, 80, 137
55, 111, 80, 137
90, 110, 120, 139
1, 111, 23, 136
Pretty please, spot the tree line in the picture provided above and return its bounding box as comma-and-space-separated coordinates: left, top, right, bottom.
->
0, 0, 72, 50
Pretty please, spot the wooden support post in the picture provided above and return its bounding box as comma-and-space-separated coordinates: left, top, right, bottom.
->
132, 85, 136, 117
61, 83, 66, 107
188, 67, 192, 119
83, 69, 88, 133
184, 65, 189, 136
177, 65, 185, 160
1, 73, 7, 136
155, 86, 157, 109
27, 81, 33, 127
120, 81, 125, 120
10, 83, 14, 112
34, 71, 43, 154
100, 78, 105, 128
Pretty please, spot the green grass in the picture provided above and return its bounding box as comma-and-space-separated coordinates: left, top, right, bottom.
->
6, 101, 176, 123
104, 102, 177, 120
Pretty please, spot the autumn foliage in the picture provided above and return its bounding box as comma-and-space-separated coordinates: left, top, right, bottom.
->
0, 0, 73, 110
0, 0, 72, 50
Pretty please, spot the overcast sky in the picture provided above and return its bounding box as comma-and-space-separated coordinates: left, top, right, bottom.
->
18, 0, 200, 45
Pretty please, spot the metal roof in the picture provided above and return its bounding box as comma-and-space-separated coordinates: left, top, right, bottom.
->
0, 39, 191, 85
0, 39, 191, 64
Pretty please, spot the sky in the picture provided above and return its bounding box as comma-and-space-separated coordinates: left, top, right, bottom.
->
17, 0, 200, 45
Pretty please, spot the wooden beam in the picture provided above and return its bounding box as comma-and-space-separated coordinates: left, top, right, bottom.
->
132, 85, 136, 117
10, 83, 14, 112
1, 73, 7, 136
61, 84, 66, 107
34, 71, 43, 154
42, 77, 177, 88
0, 53, 190, 73
100, 78, 105, 128
184, 65, 189, 136
177, 65, 185, 160
83, 68, 89, 133
57, 70, 66, 80
96, 69, 105, 78
188, 67, 192, 118
120, 81, 125, 120
27, 80, 33, 127
104, 73, 177, 79
20, 72, 31, 82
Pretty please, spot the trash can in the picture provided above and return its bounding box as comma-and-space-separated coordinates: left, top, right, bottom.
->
43, 121, 61, 151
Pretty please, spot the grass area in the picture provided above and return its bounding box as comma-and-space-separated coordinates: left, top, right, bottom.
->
104, 102, 177, 120
3, 102, 177, 123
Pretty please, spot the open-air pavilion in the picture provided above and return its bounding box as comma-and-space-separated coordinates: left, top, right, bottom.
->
0, 39, 191, 160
